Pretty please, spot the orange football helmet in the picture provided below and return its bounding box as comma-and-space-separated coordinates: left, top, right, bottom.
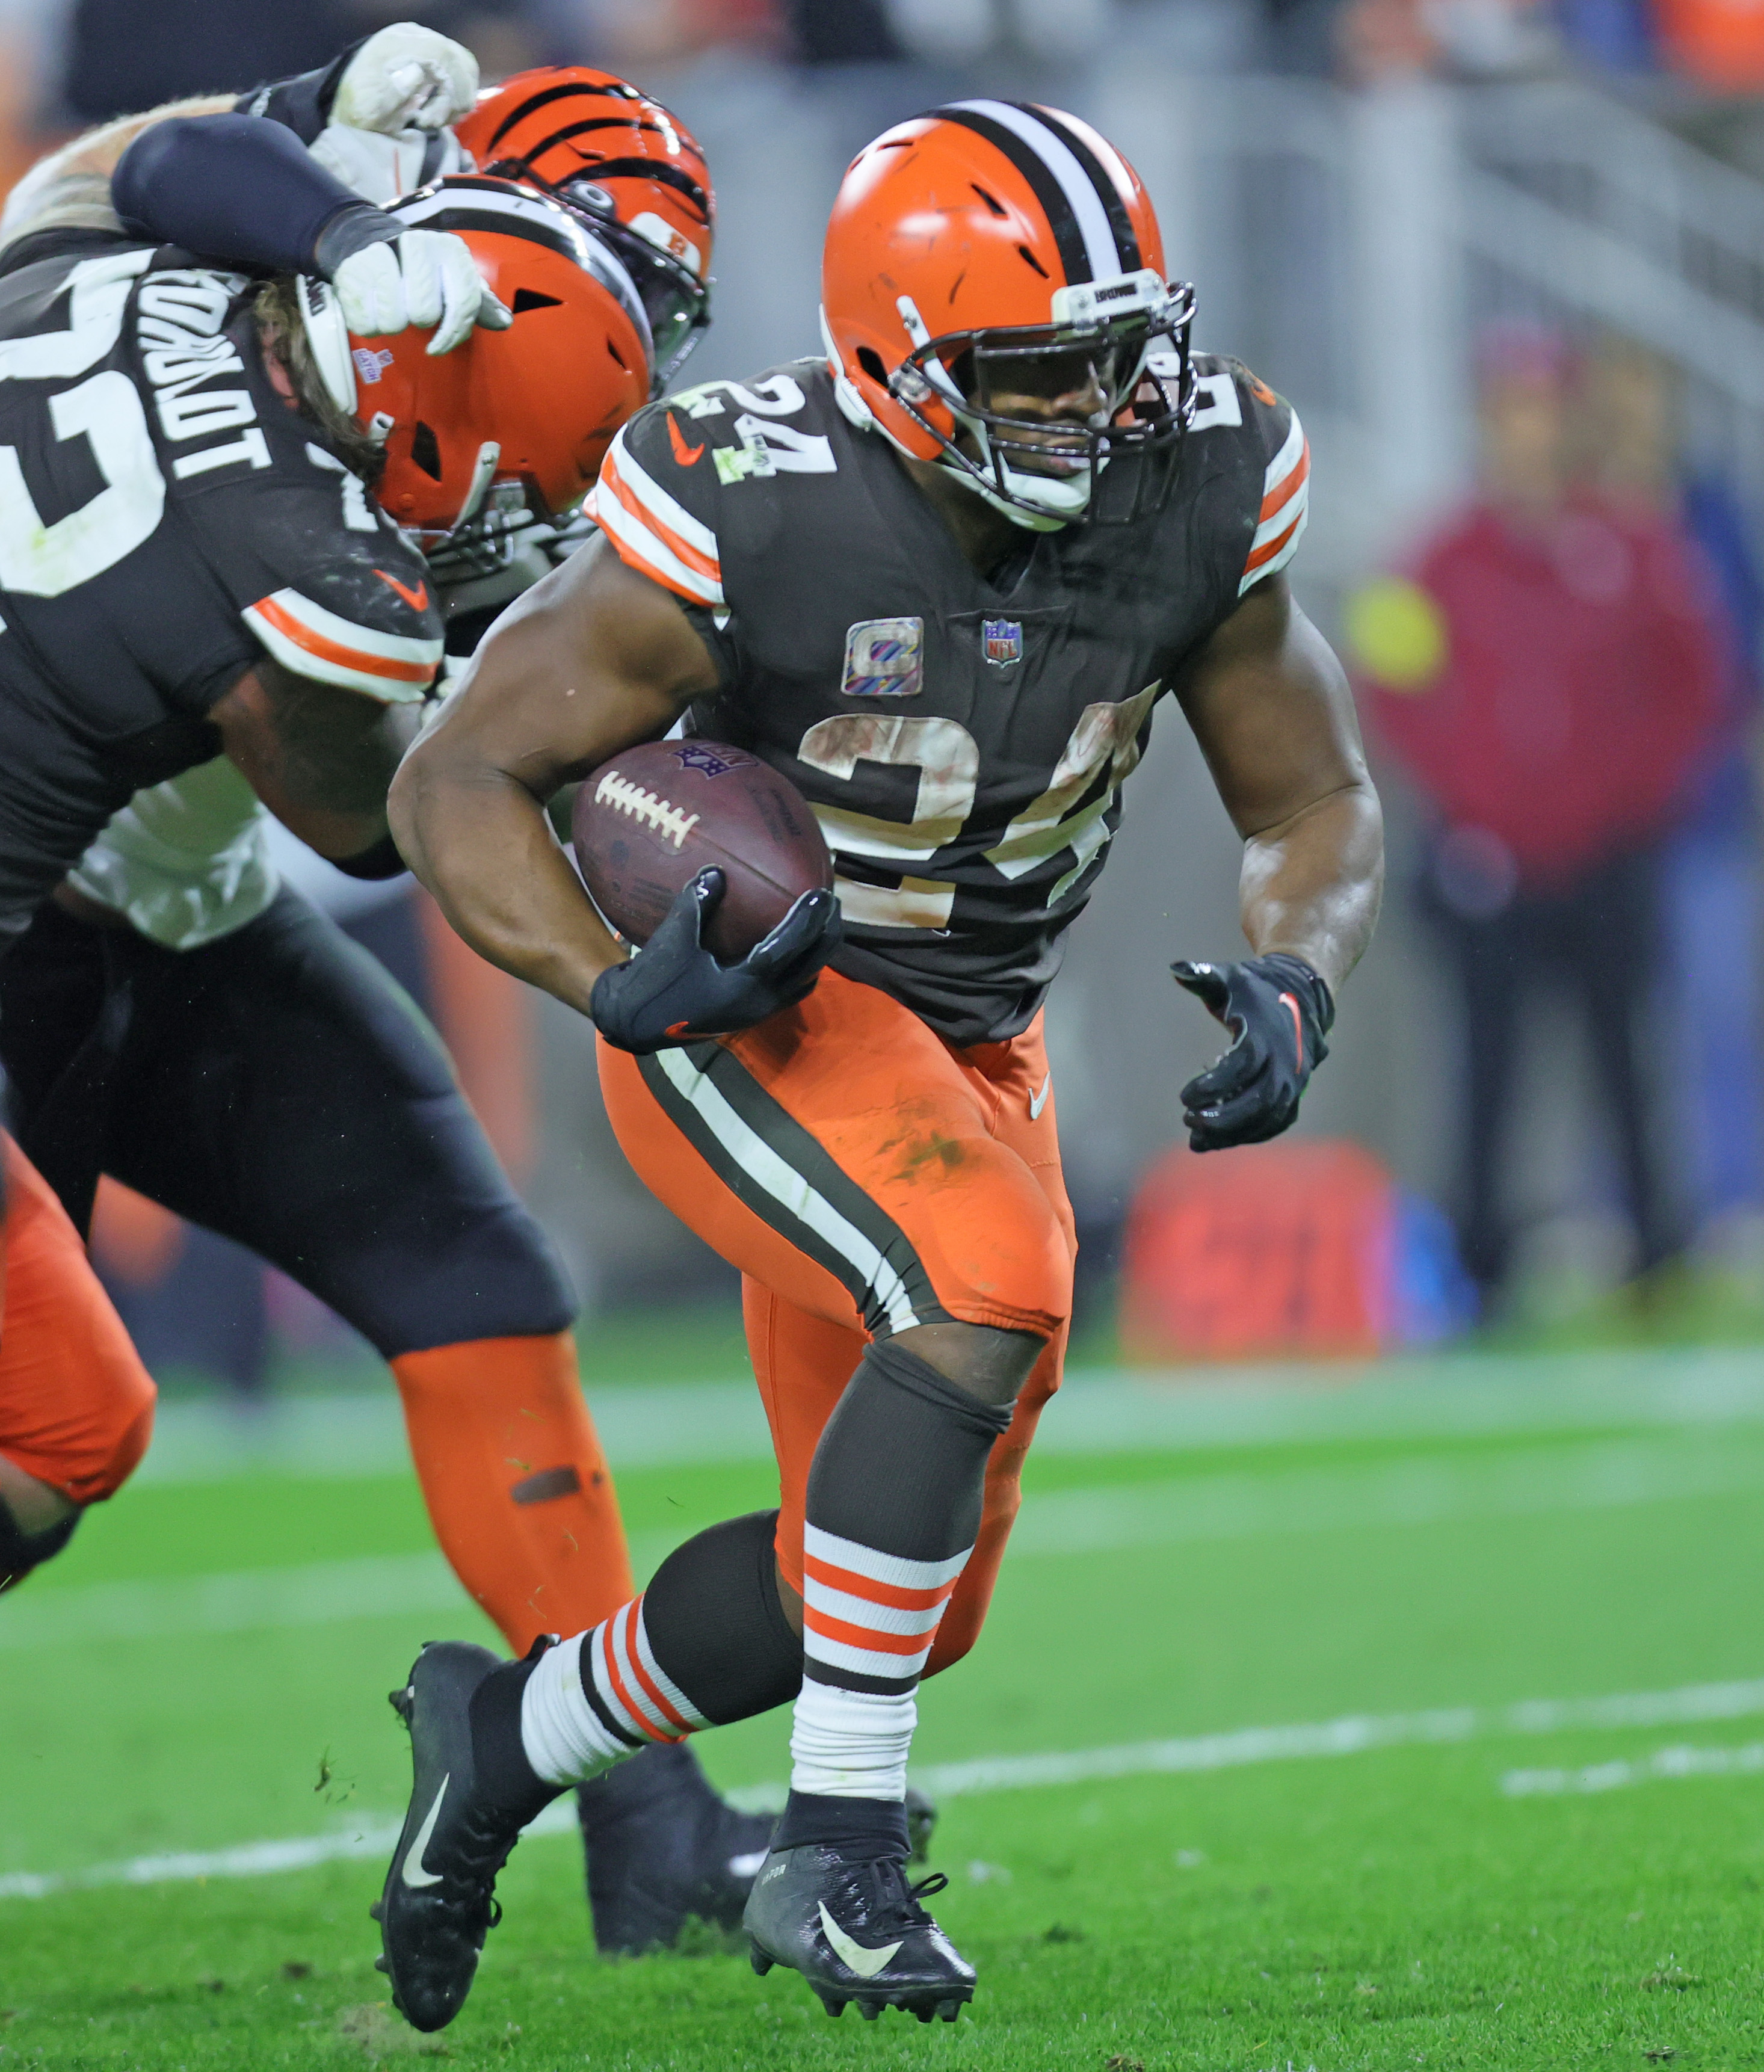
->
821, 100, 1195, 527
303, 176, 652, 546
454, 67, 714, 389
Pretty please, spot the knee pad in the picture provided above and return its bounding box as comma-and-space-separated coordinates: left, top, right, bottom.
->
0, 1497, 79, 1592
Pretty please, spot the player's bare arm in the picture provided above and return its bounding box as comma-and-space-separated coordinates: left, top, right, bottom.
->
1168, 572, 1383, 1150
210, 657, 422, 866
392, 540, 720, 1013
1176, 573, 1383, 996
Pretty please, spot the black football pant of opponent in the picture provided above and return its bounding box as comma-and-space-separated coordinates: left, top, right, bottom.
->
1422, 843, 1683, 1299
0, 888, 768, 1952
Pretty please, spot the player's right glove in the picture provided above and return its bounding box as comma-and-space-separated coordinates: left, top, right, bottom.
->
1171, 952, 1333, 1152
590, 869, 843, 1055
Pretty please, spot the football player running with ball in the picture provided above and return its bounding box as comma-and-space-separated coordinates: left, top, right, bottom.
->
0, 29, 781, 1955
387, 102, 1383, 2029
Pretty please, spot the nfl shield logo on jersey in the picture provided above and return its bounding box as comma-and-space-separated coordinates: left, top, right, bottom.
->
841, 616, 925, 698
982, 618, 1023, 667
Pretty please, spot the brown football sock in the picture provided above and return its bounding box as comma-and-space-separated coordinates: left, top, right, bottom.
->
390, 1331, 634, 1652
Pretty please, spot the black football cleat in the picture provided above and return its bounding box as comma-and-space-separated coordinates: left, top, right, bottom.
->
744, 1843, 974, 2022
576, 1741, 778, 1955
374, 1642, 538, 2032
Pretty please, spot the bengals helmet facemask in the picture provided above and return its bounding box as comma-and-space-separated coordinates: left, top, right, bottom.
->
453, 67, 714, 392
821, 100, 1195, 530
298, 175, 652, 549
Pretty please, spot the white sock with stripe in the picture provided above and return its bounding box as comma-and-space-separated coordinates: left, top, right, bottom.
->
789, 1523, 972, 1801
519, 1597, 713, 1789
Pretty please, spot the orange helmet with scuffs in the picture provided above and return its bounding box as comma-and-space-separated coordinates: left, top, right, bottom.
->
821, 100, 1195, 526
454, 67, 714, 390
307, 176, 652, 547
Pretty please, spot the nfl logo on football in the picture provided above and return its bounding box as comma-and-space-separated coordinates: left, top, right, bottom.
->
982, 618, 1023, 667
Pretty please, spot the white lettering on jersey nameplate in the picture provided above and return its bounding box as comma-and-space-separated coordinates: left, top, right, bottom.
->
841, 617, 924, 699
135, 270, 270, 479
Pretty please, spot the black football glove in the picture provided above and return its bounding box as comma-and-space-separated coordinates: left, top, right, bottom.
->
1171, 952, 1333, 1152
590, 868, 842, 1056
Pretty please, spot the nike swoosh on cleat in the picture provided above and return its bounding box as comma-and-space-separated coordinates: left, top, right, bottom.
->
374, 569, 430, 611
818, 1902, 902, 1979
1029, 1073, 1052, 1120
400, 1775, 449, 1889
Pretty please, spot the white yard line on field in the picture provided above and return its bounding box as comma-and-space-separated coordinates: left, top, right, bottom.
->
6, 1673, 1764, 1904
1503, 1740, 1764, 1796
15, 1431, 1764, 1653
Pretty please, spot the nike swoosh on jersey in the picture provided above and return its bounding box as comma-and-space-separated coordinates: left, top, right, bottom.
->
818, 1901, 903, 1979
667, 413, 706, 466
1029, 1072, 1052, 1120
374, 569, 430, 612
400, 1775, 449, 1889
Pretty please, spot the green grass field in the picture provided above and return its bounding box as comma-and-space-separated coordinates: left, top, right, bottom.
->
7, 1337, 1764, 2070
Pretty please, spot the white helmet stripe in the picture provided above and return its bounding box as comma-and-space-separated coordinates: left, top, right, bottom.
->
943, 98, 1121, 283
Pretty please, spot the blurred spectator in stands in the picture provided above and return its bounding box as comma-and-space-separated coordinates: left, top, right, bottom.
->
56, 1, 539, 128
1352, 327, 1727, 1306
1580, 338, 1764, 1262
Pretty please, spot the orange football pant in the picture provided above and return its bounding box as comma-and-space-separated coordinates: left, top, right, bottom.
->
598, 969, 1076, 1676
0, 1136, 156, 1505
392, 1332, 635, 1656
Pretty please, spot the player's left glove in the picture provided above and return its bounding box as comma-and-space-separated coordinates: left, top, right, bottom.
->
1171, 952, 1333, 1153
590, 868, 843, 1055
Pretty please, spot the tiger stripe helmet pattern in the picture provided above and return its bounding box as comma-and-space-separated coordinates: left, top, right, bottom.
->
821, 100, 1197, 526
454, 67, 714, 390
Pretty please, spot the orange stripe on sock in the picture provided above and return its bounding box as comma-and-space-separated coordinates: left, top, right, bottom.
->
624, 1599, 696, 1736
599, 1609, 681, 1744
803, 1552, 959, 1614
804, 1608, 936, 1656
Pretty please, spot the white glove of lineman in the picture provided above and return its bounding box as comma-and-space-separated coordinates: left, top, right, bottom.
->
330, 23, 480, 134
333, 231, 512, 356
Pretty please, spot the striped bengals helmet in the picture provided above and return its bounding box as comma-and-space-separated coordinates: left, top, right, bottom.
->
454, 67, 714, 390
822, 100, 1195, 528
304, 177, 653, 546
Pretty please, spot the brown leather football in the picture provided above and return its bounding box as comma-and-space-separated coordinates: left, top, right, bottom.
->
573, 738, 834, 961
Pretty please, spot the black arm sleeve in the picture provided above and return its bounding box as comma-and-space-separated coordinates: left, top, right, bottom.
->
233, 37, 370, 141
113, 114, 397, 277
